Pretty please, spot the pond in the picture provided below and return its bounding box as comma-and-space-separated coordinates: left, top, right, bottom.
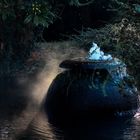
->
17, 110, 140, 140
1, 109, 140, 140
0, 75, 140, 140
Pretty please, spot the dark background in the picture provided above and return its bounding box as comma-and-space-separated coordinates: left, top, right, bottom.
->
43, 1, 115, 41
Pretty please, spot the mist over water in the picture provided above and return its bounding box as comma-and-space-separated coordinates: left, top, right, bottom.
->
1, 42, 140, 140
0, 41, 87, 140
29, 42, 87, 106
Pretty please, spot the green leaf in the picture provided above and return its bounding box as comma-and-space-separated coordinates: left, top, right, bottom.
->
2, 13, 7, 20
33, 15, 39, 26
24, 15, 33, 23
134, 4, 140, 14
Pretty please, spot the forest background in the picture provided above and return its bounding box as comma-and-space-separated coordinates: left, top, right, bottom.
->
0, 0, 140, 88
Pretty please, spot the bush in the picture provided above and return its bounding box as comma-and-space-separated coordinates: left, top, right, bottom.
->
72, 18, 140, 88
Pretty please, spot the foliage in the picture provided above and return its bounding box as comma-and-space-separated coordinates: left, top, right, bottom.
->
134, 4, 140, 14
70, 0, 140, 87
0, 1, 49, 76
0, 0, 140, 75
0, 0, 57, 65
0, 0, 96, 75
68, 0, 95, 6
0, 0, 96, 27
72, 18, 140, 88
0, 0, 56, 27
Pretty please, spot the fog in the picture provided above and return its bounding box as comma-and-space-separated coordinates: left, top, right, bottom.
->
26, 42, 87, 107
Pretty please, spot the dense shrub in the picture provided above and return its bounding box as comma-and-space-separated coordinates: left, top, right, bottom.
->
0, 0, 94, 75
72, 18, 140, 88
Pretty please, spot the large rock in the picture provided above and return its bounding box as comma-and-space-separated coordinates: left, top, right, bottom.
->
45, 59, 138, 123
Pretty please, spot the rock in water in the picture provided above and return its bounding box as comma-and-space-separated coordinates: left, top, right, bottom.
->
45, 43, 138, 124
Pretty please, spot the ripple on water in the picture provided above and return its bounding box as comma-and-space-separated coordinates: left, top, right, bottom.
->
19, 111, 64, 140
18, 110, 140, 140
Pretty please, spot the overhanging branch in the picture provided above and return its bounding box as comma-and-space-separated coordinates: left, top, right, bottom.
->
70, 0, 95, 6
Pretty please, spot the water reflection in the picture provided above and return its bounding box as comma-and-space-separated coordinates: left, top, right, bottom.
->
0, 76, 140, 140
19, 112, 63, 140
0, 100, 140, 140
18, 110, 140, 140
123, 119, 140, 140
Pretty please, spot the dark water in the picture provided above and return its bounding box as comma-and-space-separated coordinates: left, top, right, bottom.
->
0, 76, 140, 140
1, 109, 140, 140
17, 110, 140, 140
